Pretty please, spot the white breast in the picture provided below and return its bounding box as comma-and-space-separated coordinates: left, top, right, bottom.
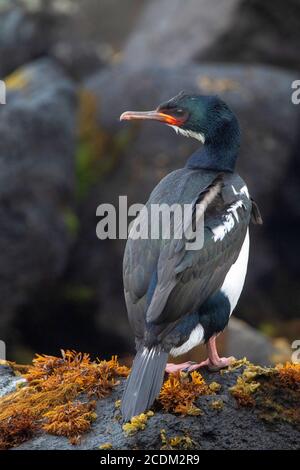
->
221, 228, 250, 314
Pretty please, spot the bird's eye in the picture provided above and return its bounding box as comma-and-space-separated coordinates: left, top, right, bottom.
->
173, 108, 184, 116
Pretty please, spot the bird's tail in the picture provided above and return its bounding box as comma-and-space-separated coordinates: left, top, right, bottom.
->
121, 346, 168, 422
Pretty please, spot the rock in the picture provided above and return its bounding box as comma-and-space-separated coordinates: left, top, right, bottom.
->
79, 62, 299, 340
13, 364, 300, 450
199, 0, 300, 71
0, 58, 77, 338
124, 0, 240, 68
124, 0, 300, 71
50, 40, 106, 81
0, 6, 58, 78
0, 365, 25, 398
226, 318, 275, 365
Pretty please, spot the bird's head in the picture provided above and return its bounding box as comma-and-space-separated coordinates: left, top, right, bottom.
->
120, 91, 240, 148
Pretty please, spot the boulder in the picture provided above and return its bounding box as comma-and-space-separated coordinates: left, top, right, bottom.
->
0, 58, 77, 338
124, 0, 300, 71
0, 6, 58, 78
5, 362, 298, 451
124, 0, 240, 68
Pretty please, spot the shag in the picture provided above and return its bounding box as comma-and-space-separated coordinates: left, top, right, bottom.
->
120, 92, 262, 421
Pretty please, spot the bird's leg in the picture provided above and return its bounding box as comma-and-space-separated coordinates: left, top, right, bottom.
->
186, 335, 235, 372
166, 336, 235, 373
165, 361, 198, 373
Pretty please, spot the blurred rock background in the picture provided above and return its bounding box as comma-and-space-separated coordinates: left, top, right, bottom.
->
0, 0, 299, 365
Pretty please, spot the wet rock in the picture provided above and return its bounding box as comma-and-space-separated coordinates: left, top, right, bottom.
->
0, 58, 77, 338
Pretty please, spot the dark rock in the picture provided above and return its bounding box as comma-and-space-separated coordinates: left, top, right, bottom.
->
124, 0, 300, 71
0, 58, 77, 340
200, 0, 300, 71
0, 6, 58, 78
50, 40, 106, 81
13, 366, 300, 450
124, 0, 239, 68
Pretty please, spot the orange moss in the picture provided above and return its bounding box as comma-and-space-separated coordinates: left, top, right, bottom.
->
43, 401, 97, 445
0, 351, 129, 448
0, 411, 38, 450
158, 371, 211, 415
276, 362, 300, 390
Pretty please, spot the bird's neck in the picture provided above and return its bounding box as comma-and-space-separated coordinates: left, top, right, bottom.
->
185, 123, 240, 173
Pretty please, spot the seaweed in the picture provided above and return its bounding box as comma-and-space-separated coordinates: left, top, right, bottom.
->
0, 350, 129, 449
158, 371, 211, 416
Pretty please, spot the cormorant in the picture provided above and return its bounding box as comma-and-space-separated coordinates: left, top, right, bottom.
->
120, 91, 262, 421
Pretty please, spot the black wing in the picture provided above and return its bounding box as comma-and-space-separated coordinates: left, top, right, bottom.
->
123, 169, 252, 342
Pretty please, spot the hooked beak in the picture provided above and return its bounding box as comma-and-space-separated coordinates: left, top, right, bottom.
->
120, 109, 184, 126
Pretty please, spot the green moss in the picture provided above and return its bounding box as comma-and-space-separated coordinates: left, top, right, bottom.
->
63, 208, 80, 237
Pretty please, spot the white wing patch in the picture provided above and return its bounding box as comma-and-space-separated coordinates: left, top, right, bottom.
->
212, 200, 244, 242
169, 125, 205, 143
232, 184, 250, 199
212, 184, 250, 242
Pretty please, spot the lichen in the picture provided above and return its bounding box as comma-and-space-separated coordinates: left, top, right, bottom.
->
209, 381, 221, 392
210, 399, 224, 411
229, 361, 300, 424
122, 411, 154, 436
99, 442, 113, 450
158, 371, 211, 416
0, 351, 129, 449
160, 429, 196, 450
230, 376, 260, 406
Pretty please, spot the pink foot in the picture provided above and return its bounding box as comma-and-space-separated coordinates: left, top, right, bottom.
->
165, 362, 197, 373
187, 356, 235, 372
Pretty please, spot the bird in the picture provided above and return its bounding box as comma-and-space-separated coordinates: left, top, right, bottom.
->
119, 91, 262, 422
